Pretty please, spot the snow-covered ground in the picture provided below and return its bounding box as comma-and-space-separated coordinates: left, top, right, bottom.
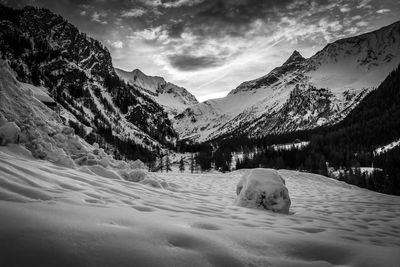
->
270, 141, 310, 151
1, 145, 400, 267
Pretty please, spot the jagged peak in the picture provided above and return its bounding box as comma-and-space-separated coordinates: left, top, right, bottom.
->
129, 68, 164, 81
283, 50, 305, 65
131, 68, 144, 75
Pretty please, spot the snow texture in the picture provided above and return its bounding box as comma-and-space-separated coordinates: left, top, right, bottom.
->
1, 147, 400, 267
235, 168, 291, 214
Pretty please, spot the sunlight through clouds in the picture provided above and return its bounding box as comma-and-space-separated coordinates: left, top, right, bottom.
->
8, 0, 399, 101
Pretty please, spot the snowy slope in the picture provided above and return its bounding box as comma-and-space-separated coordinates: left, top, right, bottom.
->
1, 146, 399, 266
0, 60, 154, 170
116, 68, 198, 115
19, 82, 55, 104
0, 5, 176, 155
174, 21, 400, 141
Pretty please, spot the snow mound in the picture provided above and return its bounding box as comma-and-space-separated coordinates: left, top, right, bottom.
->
130, 159, 146, 170
121, 169, 147, 182
235, 168, 291, 214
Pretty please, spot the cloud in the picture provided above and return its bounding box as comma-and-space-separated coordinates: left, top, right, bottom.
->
356, 21, 368, 27
10, 0, 396, 101
107, 40, 124, 48
340, 5, 351, 13
91, 11, 108, 24
344, 27, 359, 35
167, 54, 225, 71
121, 8, 146, 17
376, 9, 390, 14
136, 0, 204, 8
162, 0, 205, 8
357, 0, 372, 9
138, 0, 162, 7
131, 26, 169, 41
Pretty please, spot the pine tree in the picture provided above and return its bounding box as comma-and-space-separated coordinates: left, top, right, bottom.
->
190, 153, 195, 174
165, 154, 171, 173
179, 157, 185, 173
148, 160, 155, 172
159, 156, 164, 173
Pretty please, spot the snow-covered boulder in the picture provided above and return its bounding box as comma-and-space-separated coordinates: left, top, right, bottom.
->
235, 168, 291, 214
130, 159, 146, 169
61, 126, 74, 136
123, 169, 147, 182
0, 122, 21, 146
140, 177, 163, 188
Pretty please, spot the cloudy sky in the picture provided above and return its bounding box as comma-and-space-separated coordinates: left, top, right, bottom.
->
4, 0, 400, 101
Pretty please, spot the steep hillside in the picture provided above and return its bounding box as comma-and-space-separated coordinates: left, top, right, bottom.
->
0, 4, 177, 160
329, 64, 400, 148
116, 68, 198, 116
174, 21, 400, 142
222, 65, 400, 195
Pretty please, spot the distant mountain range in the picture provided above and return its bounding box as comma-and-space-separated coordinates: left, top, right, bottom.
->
174, 20, 400, 142
1, 3, 400, 159
115, 68, 198, 116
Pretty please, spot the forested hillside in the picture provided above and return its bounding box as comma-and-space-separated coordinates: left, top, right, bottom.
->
209, 65, 400, 195
0, 4, 177, 161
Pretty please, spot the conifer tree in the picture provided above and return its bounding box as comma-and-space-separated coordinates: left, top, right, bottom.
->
179, 157, 185, 173
165, 154, 171, 173
190, 153, 195, 173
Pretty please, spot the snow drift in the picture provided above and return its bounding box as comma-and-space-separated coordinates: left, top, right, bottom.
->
1, 147, 400, 267
235, 168, 291, 214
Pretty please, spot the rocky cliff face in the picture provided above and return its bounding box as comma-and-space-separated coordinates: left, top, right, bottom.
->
174, 20, 400, 142
0, 4, 177, 158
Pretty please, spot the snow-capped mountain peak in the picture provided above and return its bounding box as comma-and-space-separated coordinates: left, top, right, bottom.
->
116, 68, 198, 116
174, 20, 400, 142
283, 50, 305, 65
118, 68, 165, 95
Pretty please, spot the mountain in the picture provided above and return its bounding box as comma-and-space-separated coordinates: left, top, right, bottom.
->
174, 21, 400, 142
116, 68, 198, 116
0, 4, 177, 160
217, 64, 400, 195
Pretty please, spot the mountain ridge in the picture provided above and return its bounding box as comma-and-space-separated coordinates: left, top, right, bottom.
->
174, 20, 400, 142
115, 67, 198, 116
0, 4, 177, 160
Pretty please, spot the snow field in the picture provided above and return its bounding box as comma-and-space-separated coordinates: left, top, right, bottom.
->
1, 145, 400, 267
